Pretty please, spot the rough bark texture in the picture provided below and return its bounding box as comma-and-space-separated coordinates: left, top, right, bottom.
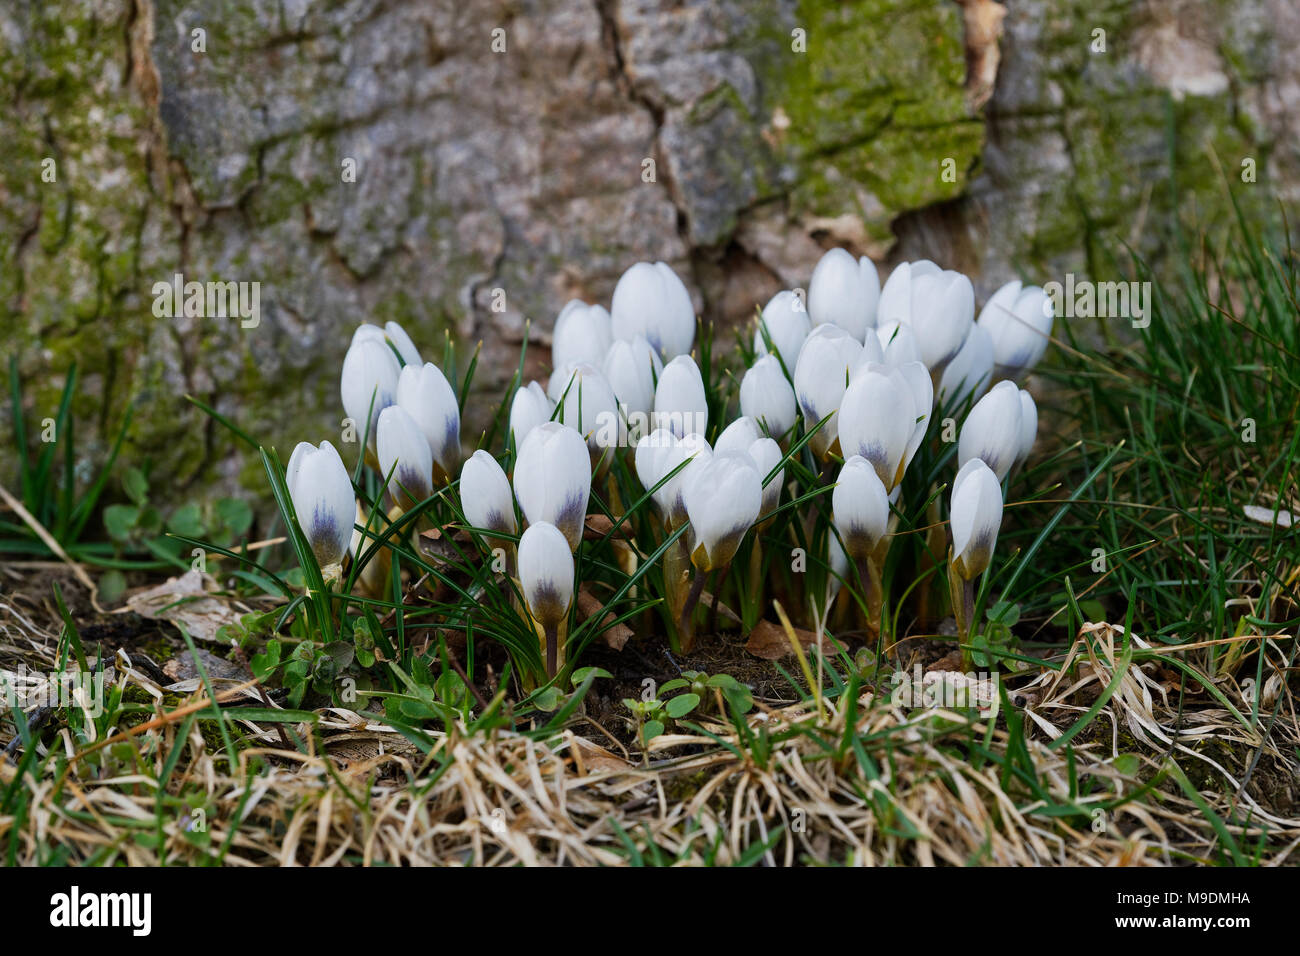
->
1, 0, 1295, 500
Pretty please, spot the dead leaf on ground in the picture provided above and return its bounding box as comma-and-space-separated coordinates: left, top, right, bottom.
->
745, 619, 824, 660
163, 648, 250, 683
583, 514, 626, 540
125, 570, 242, 644
577, 587, 633, 651
569, 734, 632, 774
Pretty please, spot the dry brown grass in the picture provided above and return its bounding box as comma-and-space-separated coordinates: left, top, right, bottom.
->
3, 587, 1298, 867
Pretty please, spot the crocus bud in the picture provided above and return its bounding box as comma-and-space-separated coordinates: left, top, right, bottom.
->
610, 261, 695, 360
740, 354, 798, 438
977, 280, 1054, 378
636, 429, 682, 521
905, 268, 974, 371
395, 362, 461, 481
603, 335, 662, 442
950, 458, 1003, 580
896, 360, 934, 474
808, 248, 880, 341
714, 416, 762, 457
1017, 388, 1038, 463
832, 455, 890, 558
552, 300, 613, 371
509, 381, 554, 448
938, 322, 994, 407
551, 362, 619, 452
377, 405, 433, 505
683, 451, 761, 571
653, 354, 708, 438
874, 320, 921, 367
748, 435, 784, 517
754, 290, 811, 368
825, 530, 849, 605
673, 433, 714, 526
957, 380, 1023, 481
460, 449, 517, 536
341, 337, 401, 449
385, 322, 421, 367
877, 260, 939, 326
352, 321, 421, 367
513, 422, 591, 551
838, 363, 916, 491
793, 324, 863, 459
518, 521, 574, 629
286, 440, 355, 568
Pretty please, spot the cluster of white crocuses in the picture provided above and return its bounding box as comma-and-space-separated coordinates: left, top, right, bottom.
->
288, 318, 591, 678
507, 262, 784, 651
286, 320, 463, 584
285, 247, 1054, 677
510, 261, 706, 454
751, 249, 1053, 639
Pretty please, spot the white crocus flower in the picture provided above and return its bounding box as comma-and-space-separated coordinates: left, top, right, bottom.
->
636, 429, 683, 523
754, 290, 811, 368
837, 363, 916, 491
950, 458, 1003, 580
877, 260, 941, 327
808, 248, 880, 341
683, 451, 761, 572
635, 430, 710, 528
552, 300, 613, 371
748, 436, 784, 517
602, 335, 662, 444
825, 530, 850, 607
653, 354, 708, 439
551, 362, 620, 451
896, 360, 934, 474
938, 322, 994, 407
513, 421, 591, 551
793, 324, 863, 459
957, 380, 1024, 481
832, 455, 890, 558
610, 261, 696, 360
377, 405, 434, 506
714, 416, 762, 457
874, 320, 921, 367
739, 354, 798, 438
1017, 388, 1038, 464
508, 381, 554, 448
517, 521, 575, 677
395, 362, 461, 481
341, 336, 401, 449
977, 280, 1054, 379
351, 321, 421, 367
907, 268, 974, 372
460, 449, 517, 536
286, 440, 355, 568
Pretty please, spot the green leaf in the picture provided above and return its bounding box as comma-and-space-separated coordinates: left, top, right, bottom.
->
666, 693, 700, 719
569, 666, 612, 687
123, 467, 149, 506
167, 503, 205, 538
532, 687, 563, 712
102, 504, 139, 541
214, 497, 253, 536
1113, 753, 1141, 777
642, 720, 664, 744
98, 570, 127, 604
